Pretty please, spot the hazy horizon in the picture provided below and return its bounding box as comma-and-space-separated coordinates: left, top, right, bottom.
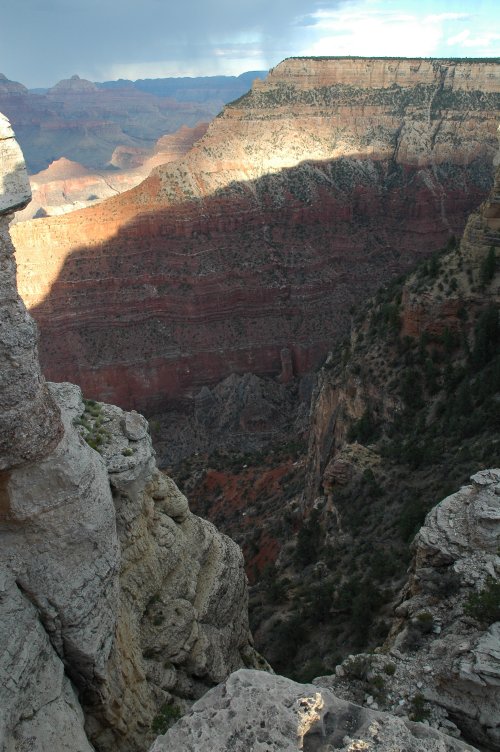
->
2, 0, 499, 88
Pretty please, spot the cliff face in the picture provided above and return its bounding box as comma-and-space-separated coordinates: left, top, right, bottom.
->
0, 114, 259, 752
305, 124, 500, 507
229, 132, 499, 695
10, 58, 499, 426
0, 112, 62, 467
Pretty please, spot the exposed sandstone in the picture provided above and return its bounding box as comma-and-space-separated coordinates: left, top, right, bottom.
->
14, 124, 210, 222
150, 668, 478, 752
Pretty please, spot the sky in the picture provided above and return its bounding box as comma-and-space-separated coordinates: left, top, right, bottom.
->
1, 0, 499, 87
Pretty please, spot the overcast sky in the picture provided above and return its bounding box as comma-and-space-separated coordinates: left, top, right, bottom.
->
1, 0, 499, 87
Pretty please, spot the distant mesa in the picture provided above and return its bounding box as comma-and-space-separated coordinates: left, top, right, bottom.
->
34, 157, 91, 182
48, 74, 98, 93
0, 72, 28, 95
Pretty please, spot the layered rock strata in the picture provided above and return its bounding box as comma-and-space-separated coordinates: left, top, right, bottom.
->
10, 57, 500, 423
0, 114, 258, 752
305, 124, 500, 506
150, 668, 478, 751
0, 73, 216, 172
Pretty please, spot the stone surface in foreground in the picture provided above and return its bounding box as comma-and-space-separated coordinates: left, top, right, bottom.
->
150, 668, 478, 751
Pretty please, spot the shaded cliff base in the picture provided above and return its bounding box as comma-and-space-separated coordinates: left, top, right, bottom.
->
151, 368, 313, 466
172, 193, 499, 706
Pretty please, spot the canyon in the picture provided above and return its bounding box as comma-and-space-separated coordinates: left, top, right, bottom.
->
9, 57, 500, 462
0, 72, 258, 173
1, 67, 499, 750
14, 123, 209, 222
176, 119, 499, 713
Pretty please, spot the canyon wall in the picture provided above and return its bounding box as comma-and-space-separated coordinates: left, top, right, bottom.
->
10, 57, 500, 425
0, 114, 259, 752
305, 122, 500, 506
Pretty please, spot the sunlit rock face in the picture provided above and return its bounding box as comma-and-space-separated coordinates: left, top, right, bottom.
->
14, 123, 209, 222
11, 57, 500, 418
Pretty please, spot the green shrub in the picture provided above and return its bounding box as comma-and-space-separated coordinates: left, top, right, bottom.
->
151, 703, 181, 734
464, 577, 500, 625
410, 693, 430, 722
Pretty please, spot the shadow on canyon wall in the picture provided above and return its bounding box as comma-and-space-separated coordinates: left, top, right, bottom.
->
23, 153, 493, 415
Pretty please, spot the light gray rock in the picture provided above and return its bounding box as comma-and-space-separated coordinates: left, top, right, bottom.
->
0, 112, 63, 470
0, 568, 93, 752
150, 669, 478, 752
0, 113, 31, 214
66, 386, 260, 751
317, 470, 500, 750
1, 382, 120, 687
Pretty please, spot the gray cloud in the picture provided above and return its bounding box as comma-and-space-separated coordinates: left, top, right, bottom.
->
1, 0, 338, 86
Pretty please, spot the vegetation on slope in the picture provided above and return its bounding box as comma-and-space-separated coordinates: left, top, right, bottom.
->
173, 230, 498, 682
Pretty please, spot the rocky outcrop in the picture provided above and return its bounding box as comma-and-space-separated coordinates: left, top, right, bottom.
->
317, 470, 500, 750
0, 73, 27, 96
9, 58, 499, 433
150, 668, 478, 751
1, 112, 117, 749
53, 383, 261, 751
48, 75, 98, 94
153, 370, 306, 465
0, 114, 259, 751
0, 112, 62, 468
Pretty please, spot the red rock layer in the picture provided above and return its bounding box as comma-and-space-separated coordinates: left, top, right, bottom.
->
11, 57, 500, 414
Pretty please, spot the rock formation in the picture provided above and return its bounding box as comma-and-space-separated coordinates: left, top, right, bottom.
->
230, 128, 499, 687
150, 668, 479, 751
305, 123, 500, 506
0, 113, 259, 751
315, 470, 500, 750
0, 112, 62, 467
9, 57, 500, 443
